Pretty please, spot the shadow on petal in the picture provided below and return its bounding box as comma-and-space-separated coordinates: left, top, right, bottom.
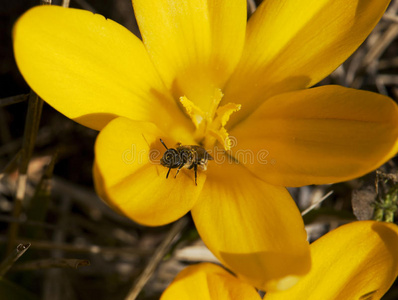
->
371, 222, 398, 273
74, 112, 118, 131
221, 250, 311, 291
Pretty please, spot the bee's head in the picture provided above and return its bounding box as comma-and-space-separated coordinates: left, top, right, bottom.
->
160, 149, 181, 168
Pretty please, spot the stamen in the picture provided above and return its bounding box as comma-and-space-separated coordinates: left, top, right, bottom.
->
179, 89, 241, 151
209, 103, 241, 150
179, 96, 205, 129
208, 88, 225, 119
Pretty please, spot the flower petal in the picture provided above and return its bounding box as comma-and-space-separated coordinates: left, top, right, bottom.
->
223, 0, 390, 124
94, 117, 205, 226
265, 221, 398, 300
13, 5, 187, 131
231, 86, 398, 187
133, 0, 246, 112
191, 161, 310, 291
160, 263, 261, 300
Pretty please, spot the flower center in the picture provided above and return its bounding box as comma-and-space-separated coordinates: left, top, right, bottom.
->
179, 89, 241, 150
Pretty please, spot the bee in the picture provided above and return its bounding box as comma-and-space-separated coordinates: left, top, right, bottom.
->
160, 139, 213, 185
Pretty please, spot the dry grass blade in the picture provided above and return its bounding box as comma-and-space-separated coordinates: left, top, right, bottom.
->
62, 0, 70, 7
0, 94, 29, 108
383, 13, 398, 23
18, 91, 43, 177
25, 153, 57, 239
7, 91, 43, 254
73, 0, 97, 13
362, 23, 398, 68
125, 217, 189, 300
247, 0, 256, 15
0, 237, 150, 257
12, 258, 90, 271
0, 150, 21, 181
0, 243, 31, 276
301, 190, 334, 216
0, 216, 56, 231
51, 176, 134, 224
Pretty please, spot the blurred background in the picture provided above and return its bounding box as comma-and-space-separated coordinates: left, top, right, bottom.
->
1, 0, 398, 299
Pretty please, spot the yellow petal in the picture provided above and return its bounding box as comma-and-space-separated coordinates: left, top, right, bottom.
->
191, 161, 311, 291
133, 0, 246, 112
265, 221, 398, 300
223, 0, 390, 124
13, 5, 188, 132
161, 263, 261, 300
94, 117, 205, 226
231, 86, 398, 187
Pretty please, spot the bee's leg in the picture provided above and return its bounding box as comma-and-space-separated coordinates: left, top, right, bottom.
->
174, 164, 184, 178
166, 167, 171, 179
194, 164, 197, 186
